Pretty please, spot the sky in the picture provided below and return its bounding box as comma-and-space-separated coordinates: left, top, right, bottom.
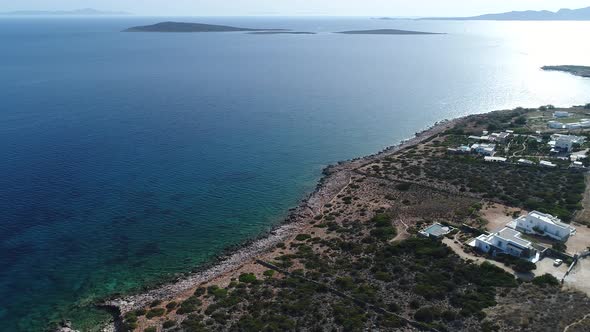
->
2, 0, 590, 16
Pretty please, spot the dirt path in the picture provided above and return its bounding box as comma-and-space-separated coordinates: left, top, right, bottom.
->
391, 218, 410, 242
442, 236, 516, 275
575, 173, 590, 224
512, 142, 527, 157
563, 312, 590, 332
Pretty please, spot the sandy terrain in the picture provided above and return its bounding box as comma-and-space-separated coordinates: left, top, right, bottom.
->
565, 256, 590, 297
481, 204, 524, 232
535, 257, 568, 280
567, 224, 590, 255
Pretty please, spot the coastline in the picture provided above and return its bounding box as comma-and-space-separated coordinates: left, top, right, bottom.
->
101, 114, 464, 323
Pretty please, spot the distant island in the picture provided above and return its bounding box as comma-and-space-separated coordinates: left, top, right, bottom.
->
542, 65, 590, 78
0, 8, 131, 16
248, 31, 316, 35
421, 5, 590, 21
124, 22, 287, 33
336, 29, 443, 35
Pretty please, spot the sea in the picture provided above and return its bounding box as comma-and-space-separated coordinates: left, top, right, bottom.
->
1, 16, 589, 331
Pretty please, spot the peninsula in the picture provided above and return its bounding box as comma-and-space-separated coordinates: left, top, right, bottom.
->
542, 65, 590, 78
124, 22, 287, 33
421, 5, 590, 21
97, 105, 590, 332
336, 29, 443, 35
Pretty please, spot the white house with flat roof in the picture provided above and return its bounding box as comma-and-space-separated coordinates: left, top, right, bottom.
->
473, 227, 538, 261
484, 156, 507, 163
548, 121, 565, 129
515, 211, 576, 242
554, 111, 572, 118
471, 143, 496, 156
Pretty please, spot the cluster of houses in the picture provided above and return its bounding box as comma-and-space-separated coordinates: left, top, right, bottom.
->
468, 130, 513, 143
470, 211, 576, 263
447, 127, 588, 169
548, 111, 590, 130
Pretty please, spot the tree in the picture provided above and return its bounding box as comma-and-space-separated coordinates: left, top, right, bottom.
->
552, 242, 567, 253
532, 274, 560, 287
513, 260, 536, 273
515, 116, 527, 125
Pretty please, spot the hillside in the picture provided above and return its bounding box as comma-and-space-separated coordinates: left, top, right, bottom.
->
422, 6, 590, 21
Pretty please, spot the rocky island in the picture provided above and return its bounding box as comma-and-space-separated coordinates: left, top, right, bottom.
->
123, 22, 288, 33
97, 105, 590, 332
336, 29, 443, 35
542, 65, 590, 78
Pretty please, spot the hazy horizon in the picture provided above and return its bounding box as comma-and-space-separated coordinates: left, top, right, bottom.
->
2, 0, 590, 17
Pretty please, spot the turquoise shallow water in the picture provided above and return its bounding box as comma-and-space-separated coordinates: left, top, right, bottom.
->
1, 17, 590, 331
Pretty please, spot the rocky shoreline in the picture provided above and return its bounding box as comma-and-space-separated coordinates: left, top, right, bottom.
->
99, 115, 463, 330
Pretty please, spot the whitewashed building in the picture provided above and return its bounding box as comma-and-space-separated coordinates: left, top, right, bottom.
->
471, 143, 496, 156
515, 211, 576, 242
548, 121, 565, 129
539, 160, 557, 168
554, 111, 572, 118
473, 227, 538, 261
484, 156, 507, 163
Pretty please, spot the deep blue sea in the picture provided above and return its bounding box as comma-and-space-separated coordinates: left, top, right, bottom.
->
1, 16, 589, 331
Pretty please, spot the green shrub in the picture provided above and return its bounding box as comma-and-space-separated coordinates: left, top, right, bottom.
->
177, 296, 203, 315
207, 285, 228, 299
263, 270, 275, 278
239, 273, 257, 283
124, 312, 137, 323
532, 274, 560, 287
163, 320, 176, 328
166, 301, 178, 310
145, 327, 157, 332
150, 299, 162, 307
552, 242, 567, 252
513, 260, 536, 273
146, 307, 166, 319
395, 182, 411, 191
295, 234, 312, 241
194, 287, 206, 296
182, 314, 207, 332
414, 306, 438, 322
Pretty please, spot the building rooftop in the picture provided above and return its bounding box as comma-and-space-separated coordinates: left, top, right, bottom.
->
497, 227, 532, 248
527, 211, 575, 231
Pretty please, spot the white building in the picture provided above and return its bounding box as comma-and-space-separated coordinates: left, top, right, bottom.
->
517, 159, 535, 166
539, 160, 557, 168
548, 121, 565, 129
551, 134, 586, 144
484, 156, 507, 163
571, 161, 585, 169
447, 145, 471, 154
554, 111, 572, 118
490, 132, 512, 143
473, 227, 538, 261
515, 211, 576, 242
471, 143, 496, 156
548, 134, 586, 153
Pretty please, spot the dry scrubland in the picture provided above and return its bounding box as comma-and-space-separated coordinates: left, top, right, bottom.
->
110, 106, 590, 332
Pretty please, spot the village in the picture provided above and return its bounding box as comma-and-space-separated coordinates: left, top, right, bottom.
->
447, 108, 590, 170
414, 106, 590, 296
